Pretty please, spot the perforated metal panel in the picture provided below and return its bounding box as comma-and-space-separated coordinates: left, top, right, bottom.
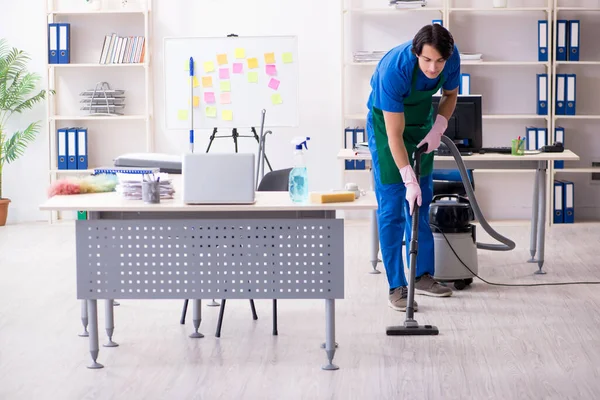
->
76, 219, 344, 300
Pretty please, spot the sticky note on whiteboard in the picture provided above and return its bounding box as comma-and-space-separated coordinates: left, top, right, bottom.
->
177, 109, 188, 120
271, 93, 282, 105
266, 64, 277, 76
233, 63, 243, 74
203, 61, 215, 73
235, 48, 245, 59
217, 54, 228, 65
268, 78, 280, 90
204, 92, 216, 104
205, 106, 217, 117
247, 58, 258, 69
202, 76, 213, 88
220, 92, 231, 104
220, 80, 231, 92
222, 110, 233, 121
193, 96, 200, 107
264, 52, 275, 64
247, 71, 258, 83
282, 52, 293, 63
219, 68, 230, 79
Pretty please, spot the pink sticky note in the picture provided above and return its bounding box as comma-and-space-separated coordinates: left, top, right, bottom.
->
204, 92, 215, 104
219, 68, 230, 79
220, 92, 231, 104
266, 64, 277, 76
233, 63, 243, 73
268, 78, 280, 90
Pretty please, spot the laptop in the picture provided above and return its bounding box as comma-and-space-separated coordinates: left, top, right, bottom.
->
182, 153, 256, 204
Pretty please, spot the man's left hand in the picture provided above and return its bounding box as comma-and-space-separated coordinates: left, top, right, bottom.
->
417, 114, 448, 154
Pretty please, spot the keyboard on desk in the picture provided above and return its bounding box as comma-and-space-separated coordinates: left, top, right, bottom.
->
478, 147, 512, 154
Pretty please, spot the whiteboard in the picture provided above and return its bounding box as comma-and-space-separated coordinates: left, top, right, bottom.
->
164, 35, 299, 130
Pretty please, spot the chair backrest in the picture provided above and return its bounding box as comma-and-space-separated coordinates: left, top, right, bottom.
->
257, 168, 292, 192
432, 168, 475, 197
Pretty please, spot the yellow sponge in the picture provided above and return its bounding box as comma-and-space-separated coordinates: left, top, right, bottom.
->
310, 191, 355, 204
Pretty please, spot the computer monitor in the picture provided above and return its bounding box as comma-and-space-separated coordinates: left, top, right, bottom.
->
431, 94, 482, 152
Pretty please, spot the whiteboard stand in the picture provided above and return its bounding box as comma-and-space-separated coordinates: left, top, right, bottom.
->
204, 126, 273, 173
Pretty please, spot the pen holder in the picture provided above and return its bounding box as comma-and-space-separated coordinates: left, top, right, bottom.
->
142, 181, 160, 204
511, 139, 525, 156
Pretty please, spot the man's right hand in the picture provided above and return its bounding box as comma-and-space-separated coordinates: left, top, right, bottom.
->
399, 164, 421, 216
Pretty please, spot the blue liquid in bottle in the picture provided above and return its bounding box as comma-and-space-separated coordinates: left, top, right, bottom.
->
289, 166, 308, 203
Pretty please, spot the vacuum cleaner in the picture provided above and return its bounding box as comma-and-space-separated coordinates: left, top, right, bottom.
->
386, 136, 516, 336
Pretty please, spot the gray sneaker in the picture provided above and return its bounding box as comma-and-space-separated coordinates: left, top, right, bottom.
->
415, 274, 453, 297
388, 286, 418, 312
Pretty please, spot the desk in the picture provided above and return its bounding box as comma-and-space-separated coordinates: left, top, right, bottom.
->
338, 149, 580, 275
40, 181, 377, 370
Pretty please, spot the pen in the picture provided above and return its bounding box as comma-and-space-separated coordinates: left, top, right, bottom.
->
189, 56, 195, 153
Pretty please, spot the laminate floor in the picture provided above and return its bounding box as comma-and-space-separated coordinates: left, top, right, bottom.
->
1, 219, 599, 400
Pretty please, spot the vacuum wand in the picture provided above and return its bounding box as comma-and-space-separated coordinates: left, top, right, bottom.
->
387, 143, 439, 336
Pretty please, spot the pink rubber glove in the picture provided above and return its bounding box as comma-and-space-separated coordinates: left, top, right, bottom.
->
399, 164, 421, 216
417, 114, 448, 154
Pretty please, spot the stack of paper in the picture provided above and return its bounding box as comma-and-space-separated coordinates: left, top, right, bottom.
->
353, 142, 370, 154
353, 51, 387, 63
389, 0, 427, 8
115, 172, 175, 200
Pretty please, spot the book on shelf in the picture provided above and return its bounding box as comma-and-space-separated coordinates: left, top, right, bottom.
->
99, 34, 145, 64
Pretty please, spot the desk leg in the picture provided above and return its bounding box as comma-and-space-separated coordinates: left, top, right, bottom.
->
534, 167, 547, 275
322, 299, 339, 371
78, 299, 89, 337
369, 169, 381, 274
87, 299, 103, 369
528, 168, 540, 263
103, 299, 118, 347
189, 299, 204, 338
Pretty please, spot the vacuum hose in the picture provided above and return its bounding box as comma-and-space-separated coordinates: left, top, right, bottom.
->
438, 135, 516, 252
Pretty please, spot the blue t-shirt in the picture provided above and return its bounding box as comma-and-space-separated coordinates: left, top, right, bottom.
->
366, 40, 461, 113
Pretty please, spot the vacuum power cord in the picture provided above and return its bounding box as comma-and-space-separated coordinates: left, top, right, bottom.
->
440, 135, 516, 252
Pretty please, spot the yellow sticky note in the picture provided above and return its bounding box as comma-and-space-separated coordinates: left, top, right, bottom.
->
222, 110, 233, 121
282, 52, 293, 63
247, 57, 258, 69
203, 61, 215, 73
177, 109, 188, 120
235, 48, 246, 59
247, 71, 258, 83
264, 52, 275, 64
205, 106, 217, 117
193, 96, 199, 108
220, 80, 231, 92
191, 76, 199, 87
271, 93, 282, 105
217, 53, 228, 65
202, 76, 213, 88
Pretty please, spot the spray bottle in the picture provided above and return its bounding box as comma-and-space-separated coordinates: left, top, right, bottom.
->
289, 137, 310, 203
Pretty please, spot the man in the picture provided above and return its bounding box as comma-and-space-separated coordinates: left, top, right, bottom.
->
366, 23, 460, 311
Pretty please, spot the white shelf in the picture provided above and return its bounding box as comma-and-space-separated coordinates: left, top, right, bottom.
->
51, 169, 94, 175
345, 113, 367, 120
483, 114, 548, 120
50, 115, 148, 121
462, 61, 549, 66
49, 63, 146, 68
554, 168, 600, 173
449, 7, 550, 12
556, 7, 600, 11
554, 115, 600, 119
48, 9, 147, 15
344, 7, 443, 13
555, 61, 600, 65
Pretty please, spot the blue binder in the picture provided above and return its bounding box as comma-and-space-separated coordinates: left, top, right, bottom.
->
554, 127, 565, 169
77, 127, 88, 169
538, 20, 548, 62
67, 128, 77, 169
48, 23, 59, 64
555, 74, 566, 115
58, 23, 70, 64
57, 128, 68, 170
432, 19, 443, 26
556, 20, 568, 61
553, 180, 564, 224
568, 20, 580, 61
354, 127, 366, 170
459, 73, 470, 95
344, 127, 355, 170
566, 74, 576, 115
537, 74, 548, 115
563, 180, 574, 223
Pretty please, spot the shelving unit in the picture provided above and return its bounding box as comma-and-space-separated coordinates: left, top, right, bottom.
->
45, 0, 153, 223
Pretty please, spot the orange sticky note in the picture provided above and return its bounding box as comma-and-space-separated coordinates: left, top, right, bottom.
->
193, 96, 200, 107
217, 53, 228, 65
264, 52, 275, 64
202, 76, 213, 88
247, 57, 258, 69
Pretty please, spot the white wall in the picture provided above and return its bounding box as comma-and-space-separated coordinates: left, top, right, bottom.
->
1, 0, 598, 224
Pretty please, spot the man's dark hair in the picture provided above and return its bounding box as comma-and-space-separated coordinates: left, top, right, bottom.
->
412, 24, 454, 60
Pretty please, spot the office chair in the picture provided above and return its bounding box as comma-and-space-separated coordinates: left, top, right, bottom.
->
180, 168, 292, 338
432, 168, 475, 198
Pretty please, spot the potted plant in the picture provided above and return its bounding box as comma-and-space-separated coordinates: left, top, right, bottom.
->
0, 38, 52, 226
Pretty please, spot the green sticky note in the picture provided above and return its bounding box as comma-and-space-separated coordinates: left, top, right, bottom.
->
271, 93, 282, 105
247, 71, 258, 83
177, 109, 189, 120
205, 106, 217, 117
282, 52, 293, 63
220, 80, 231, 92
